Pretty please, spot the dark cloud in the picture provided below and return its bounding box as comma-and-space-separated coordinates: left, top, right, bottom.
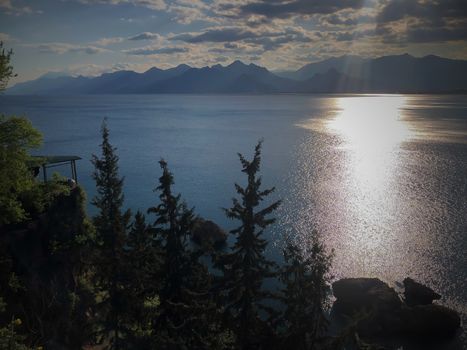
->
35, 43, 109, 54
239, 0, 366, 19
376, 0, 467, 43
125, 46, 188, 55
171, 27, 258, 43
320, 11, 375, 26
405, 26, 467, 43
330, 28, 386, 42
171, 26, 313, 50
215, 56, 229, 62
245, 29, 313, 50
377, 0, 467, 24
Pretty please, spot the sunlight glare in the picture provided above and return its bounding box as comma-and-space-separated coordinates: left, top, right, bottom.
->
328, 95, 412, 190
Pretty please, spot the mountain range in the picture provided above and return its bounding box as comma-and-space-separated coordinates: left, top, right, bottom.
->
8, 54, 467, 94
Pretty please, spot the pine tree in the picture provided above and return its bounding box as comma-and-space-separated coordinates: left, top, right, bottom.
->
217, 141, 281, 349
148, 160, 226, 349
91, 120, 131, 349
279, 230, 332, 349
123, 211, 161, 348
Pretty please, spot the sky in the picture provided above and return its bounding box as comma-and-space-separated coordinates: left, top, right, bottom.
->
1, 0, 467, 85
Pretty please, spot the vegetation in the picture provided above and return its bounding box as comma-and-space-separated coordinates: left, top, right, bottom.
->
0, 41, 15, 91
0, 115, 42, 225
0, 43, 334, 349
278, 232, 333, 349
215, 141, 281, 349
0, 119, 334, 349
91, 121, 131, 349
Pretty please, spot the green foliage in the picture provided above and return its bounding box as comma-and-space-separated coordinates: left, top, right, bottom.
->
0, 44, 41, 225
0, 115, 42, 225
0, 115, 337, 349
148, 159, 228, 349
91, 120, 131, 349
92, 120, 130, 247
217, 141, 281, 349
0, 181, 95, 349
14, 185, 96, 349
148, 159, 196, 303
279, 231, 333, 349
0, 41, 15, 91
0, 318, 31, 350
121, 212, 161, 348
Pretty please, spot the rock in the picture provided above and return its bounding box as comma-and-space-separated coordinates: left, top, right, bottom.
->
332, 277, 461, 339
332, 278, 404, 336
401, 304, 461, 337
332, 278, 402, 314
403, 277, 441, 306
191, 218, 227, 247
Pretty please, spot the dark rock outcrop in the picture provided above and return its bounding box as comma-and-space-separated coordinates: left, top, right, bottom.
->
332, 278, 404, 336
400, 304, 461, 337
403, 277, 441, 306
332, 277, 461, 339
191, 218, 227, 248
332, 278, 402, 313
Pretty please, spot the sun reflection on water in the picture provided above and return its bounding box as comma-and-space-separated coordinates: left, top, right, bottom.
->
328, 95, 413, 191
293, 95, 417, 278
280, 95, 467, 343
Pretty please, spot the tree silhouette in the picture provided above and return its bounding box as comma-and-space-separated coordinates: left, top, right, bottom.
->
279, 231, 332, 349
217, 141, 281, 349
91, 120, 131, 349
0, 41, 16, 91
148, 159, 226, 349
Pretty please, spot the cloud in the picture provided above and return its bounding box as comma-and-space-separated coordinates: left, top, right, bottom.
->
0, 32, 11, 42
168, 5, 206, 24
208, 42, 262, 55
171, 27, 259, 43
165, 0, 220, 25
375, 0, 467, 43
31, 43, 110, 54
77, 0, 166, 10
64, 62, 158, 76
319, 9, 376, 27
237, 0, 366, 19
0, 0, 39, 15
124, 46, 189, 55
171, 25, 315, 50
376, 0, 467, 24
128, 32, 161, 41
92, 37, 125, 46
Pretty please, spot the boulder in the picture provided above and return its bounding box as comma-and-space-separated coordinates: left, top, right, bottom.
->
332, 278, 402, 314
400, 304, 461, 337
332, 277, 461, 339
191, 218, 227, 247
403, 277, 441, 306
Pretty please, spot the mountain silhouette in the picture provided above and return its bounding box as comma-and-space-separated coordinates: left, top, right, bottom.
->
7, 55, 467, 94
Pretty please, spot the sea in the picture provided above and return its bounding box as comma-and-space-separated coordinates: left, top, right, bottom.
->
1, 94, 466, 348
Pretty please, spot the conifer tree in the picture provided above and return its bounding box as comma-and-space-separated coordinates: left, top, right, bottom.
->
217, 141, 281, 349
123, 211, 160, 347
148, 160, 225, 349
279, 231, 332, 349
91, 120, 131, 349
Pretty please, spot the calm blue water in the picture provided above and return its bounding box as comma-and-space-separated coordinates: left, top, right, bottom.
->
1, 94, 467, 346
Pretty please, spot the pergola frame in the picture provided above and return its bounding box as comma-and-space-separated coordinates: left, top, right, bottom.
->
32, 156, 81, 183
